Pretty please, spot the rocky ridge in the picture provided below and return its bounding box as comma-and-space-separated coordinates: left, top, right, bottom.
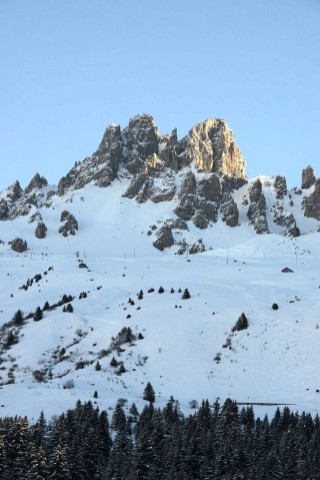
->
0, 114, 319, 252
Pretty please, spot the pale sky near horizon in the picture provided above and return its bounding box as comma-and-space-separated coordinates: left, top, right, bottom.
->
0, 0, 319, 191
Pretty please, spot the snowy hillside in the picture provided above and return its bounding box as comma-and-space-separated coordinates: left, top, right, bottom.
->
0, 179, 320, 422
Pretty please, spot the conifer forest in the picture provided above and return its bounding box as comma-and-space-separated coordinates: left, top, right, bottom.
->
0, 396, 320, 479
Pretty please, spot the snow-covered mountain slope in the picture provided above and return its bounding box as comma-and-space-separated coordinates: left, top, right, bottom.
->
0, 181, 320, 423
0, 113, 319, 422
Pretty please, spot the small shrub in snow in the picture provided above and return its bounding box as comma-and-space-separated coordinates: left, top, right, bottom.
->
222, 337, 232, 349
3, 330, 19, 349
75, 360, 89, 370
33, 370, 46, 383
63, 379, 75, 389
137, 290, 143, 300
158, 286, 164, 294
115, 363, 126, 375
214, 352, 221, 363
63, 303, 74, 313
95, 361, 101, 371
272, 303, 279, 310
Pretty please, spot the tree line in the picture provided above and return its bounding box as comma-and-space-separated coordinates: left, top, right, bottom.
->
0, 395, 320, 479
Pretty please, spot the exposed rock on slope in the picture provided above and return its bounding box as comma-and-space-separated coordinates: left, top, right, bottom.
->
301, 166, 316, 190
59, 211, 78, 237
10, 237, 28, 253
58, 113, 246, 199
303, 179, 320, 221
187, 118, 246, 177
247, 179, 269, 234
35, 222, 47, 239
0, 113, 320, 252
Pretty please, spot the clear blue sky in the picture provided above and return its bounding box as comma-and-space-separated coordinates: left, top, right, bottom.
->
1, 0, 319, 191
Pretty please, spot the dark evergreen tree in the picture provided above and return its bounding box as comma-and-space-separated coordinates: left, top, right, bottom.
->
12, 309, 24, 326
111, 404, 127, 433
182, 288, 191, 300
48, 443, 72, 480
143, 382, 156, 403
34, 306, 43, 321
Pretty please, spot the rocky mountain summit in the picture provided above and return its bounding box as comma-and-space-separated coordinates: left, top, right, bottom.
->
0, 114, 319, 253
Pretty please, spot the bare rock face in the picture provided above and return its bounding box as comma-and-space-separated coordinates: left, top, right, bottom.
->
59, 211, 78, 237
273, 203, 299, 236
123, 114, 159, 174
301, 166, 316, 189
189, 239, 205, 254
7, 181, 23, 201
0, 199, 9, 220
187, 119, 246, 178
58, 124, 123, 195
56, 114, 246, 198
10, 237, 28, 253
247, 179, 269, 234
174, 172, 197, 221
25, 173, 48, 194
302, 179, 320, 220
153, 225, 174, 251
35, 222, 47, 239
123, 154, 176, 203
158, 129, 179, 171
192, 210, 209, 229
274, 175, 287, 199
221, 193, 239, 227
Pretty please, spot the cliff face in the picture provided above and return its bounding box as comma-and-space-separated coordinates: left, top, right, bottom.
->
56, 113, 247, 195
187, 118, 245, 177
0, 113, 319, 252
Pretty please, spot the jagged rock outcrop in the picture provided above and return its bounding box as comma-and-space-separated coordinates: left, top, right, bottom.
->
123, 154, 176, 203
35, 222, 47, 239
187, 119, 246, 177
7, 181, 23, 201
153, 225, 174, 251
274, 176, 287, 199
221, 193, 239, 227
123, 114, 159, 174
25, 173, 48, 194
10, 237, 28, 253
273, 204, 299, 237
56, 113, 246, 199
189, 239, 206, 254
247, 179, 269, 234
58, 124, 123, 195
302, 179, 320, 220
301, 166, 316, 190
59, 211, 78, 237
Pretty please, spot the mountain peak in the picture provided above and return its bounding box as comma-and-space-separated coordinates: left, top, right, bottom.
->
56, 113, 246, 195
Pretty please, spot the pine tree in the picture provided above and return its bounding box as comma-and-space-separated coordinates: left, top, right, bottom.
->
112, 404, 127, 433
12, 309, 24, 326
143, 382, 155, 403
34, 306, 43, 321
48, 444, 72, 480
182, 288, 191, 300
